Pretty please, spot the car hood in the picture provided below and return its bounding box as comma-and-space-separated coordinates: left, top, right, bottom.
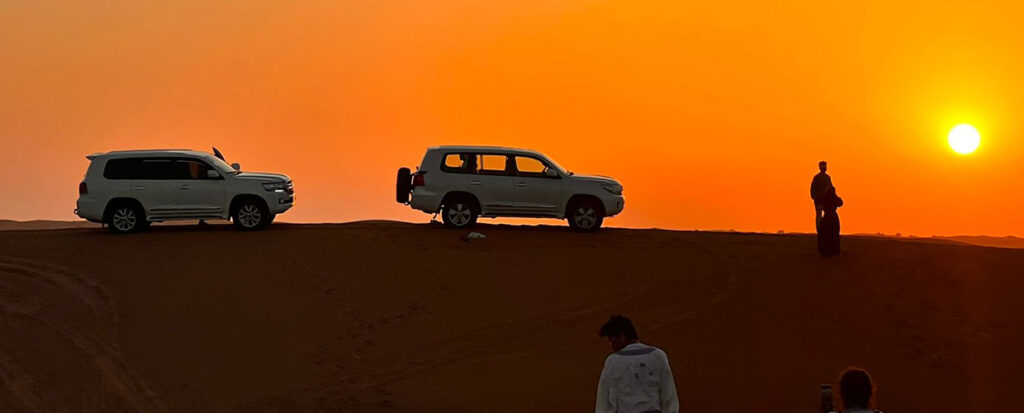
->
566, 173, 620, 185
234, 172, 291, 182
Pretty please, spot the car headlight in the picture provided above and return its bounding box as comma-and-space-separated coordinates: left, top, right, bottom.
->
263, 182, 288, 192
602, 184, 623, 195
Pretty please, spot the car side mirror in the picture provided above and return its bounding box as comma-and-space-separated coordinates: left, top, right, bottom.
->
206, 170, 221, 179
544, 168, 559, 178
231, 163, 241, 171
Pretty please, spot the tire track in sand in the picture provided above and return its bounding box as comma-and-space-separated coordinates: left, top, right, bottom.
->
0, 348, 58, 413
0, 258, 166, 412
239, 285, 681, 410
0, 257, 118, 324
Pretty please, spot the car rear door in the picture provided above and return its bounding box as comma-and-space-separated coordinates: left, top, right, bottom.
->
469, 153, 517, 215
130, 158, 185, 218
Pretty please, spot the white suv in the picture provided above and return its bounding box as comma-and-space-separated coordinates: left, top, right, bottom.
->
76, 149, 295, 233
396, 146, 624, 231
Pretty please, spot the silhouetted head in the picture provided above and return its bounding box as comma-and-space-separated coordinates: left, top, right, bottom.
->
599, 314, 639, 352
838, 367, 875, 410
826, 185, 837, 197
819, 161, 828, 173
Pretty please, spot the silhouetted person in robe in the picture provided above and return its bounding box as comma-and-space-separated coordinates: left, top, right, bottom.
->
810, 161, 832, 229
817, 185, 843, 257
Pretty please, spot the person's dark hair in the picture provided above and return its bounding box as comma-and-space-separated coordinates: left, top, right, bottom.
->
819, 161, 828, 168
598, 314, 639, 340
838, 367, 875, 409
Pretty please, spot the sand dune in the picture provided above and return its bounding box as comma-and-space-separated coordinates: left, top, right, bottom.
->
0, 222, 1021, 412
6, 220, 1022, 250
0, 220, 101, 231
934, 235, 1024, 250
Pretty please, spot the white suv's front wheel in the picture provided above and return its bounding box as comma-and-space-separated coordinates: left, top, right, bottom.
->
567, 198, 604, 232
233, 199, 270, 231
441, 199, 478, 229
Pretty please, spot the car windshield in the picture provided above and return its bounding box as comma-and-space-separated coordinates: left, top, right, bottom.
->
541, 155, 569, 175
204, 154, 240, 174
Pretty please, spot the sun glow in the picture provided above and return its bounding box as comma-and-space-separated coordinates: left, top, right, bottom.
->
948, 124, 981, 154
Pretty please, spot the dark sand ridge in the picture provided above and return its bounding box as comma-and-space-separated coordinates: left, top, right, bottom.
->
5, 219, 1024, 249
0, 220, 101, 231
0, 222, 1021, 412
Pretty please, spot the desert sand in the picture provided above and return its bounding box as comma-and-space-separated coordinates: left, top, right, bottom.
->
0, 220, 101, 231
0, 222, 1021, 412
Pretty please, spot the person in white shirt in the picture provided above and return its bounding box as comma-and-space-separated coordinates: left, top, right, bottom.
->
595, 315, 679, 413
836, 367, 882, 413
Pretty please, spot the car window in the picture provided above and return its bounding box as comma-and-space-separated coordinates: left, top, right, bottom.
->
514, 156, 551, 178
137, 159, 191, 180
440, 153, 474, 174
477, 154, 510, 176
180, 159, 216, 179
103, 158, 143, 180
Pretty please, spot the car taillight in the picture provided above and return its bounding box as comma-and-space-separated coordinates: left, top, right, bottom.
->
78, 182, 88, 195
412, 174, 425, 187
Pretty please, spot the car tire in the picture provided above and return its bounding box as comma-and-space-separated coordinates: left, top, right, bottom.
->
107, 203, 146, 234
232, 198, 270, 231
396, 168, 412, 203
441, 196, 478, 229
567, 198, 604, 232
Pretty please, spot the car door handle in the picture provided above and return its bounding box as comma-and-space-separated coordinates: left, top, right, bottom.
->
469, 181, 482, 186
132, 185, 145, 190
178, 185, 191, 190
515, 182, 527, 187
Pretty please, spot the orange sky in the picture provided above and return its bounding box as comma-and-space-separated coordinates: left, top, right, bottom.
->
2, 0, 1022, 236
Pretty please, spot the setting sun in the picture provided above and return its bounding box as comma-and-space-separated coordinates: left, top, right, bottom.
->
948, 124, 981, 154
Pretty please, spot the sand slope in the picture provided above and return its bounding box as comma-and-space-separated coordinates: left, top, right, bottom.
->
0, 222, 1021, 412
0, 220, 100, 231
936, 235, 1024, 249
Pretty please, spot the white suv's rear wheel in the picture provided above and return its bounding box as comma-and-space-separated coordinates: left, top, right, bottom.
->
567, 198, 604, 232
108, 204, 146, 234
441, 199, 478, 229
233, 199, 270, 231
